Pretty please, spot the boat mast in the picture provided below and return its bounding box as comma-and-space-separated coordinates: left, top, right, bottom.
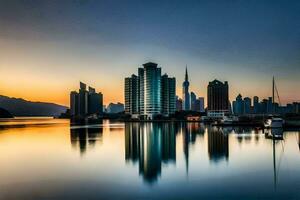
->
272, 76, 275, 114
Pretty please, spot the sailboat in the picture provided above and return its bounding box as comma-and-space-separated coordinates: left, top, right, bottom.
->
269, 76, 284, 128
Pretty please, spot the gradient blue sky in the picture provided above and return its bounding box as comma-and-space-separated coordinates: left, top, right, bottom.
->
0, 0, 299, 106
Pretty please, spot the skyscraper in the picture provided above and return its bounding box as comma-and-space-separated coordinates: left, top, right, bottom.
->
125, 74, 139, 116
253, 96, 259, 114
193, 97, 205, 113
190, 92, 197, 111
70, 82, 103, 118
78, 82, 88, 117
233, 94, 244, 115
243, 97, 251, 114
207, 80, 229, 117
182, 67, 190, 111
267, 97, 273, 114
161, 74, 176, 116
125, 62, 176, 119
176, 96, 183, 111
139, 62, 161, 119
198, 97, 205, 113
70, 91, 78, 116
88, 86, 103, 115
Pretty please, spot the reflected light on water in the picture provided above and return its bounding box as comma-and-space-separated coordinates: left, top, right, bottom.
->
0, 118, 300, 199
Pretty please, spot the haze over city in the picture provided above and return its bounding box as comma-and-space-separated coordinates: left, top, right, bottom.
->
0, 0, 299, 106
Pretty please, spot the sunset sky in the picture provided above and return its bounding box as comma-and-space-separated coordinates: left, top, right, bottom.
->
0, 0, 299, 106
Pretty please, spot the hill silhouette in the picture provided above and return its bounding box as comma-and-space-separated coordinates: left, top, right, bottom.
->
0, 95, 68, 117
0, 107, 13, 118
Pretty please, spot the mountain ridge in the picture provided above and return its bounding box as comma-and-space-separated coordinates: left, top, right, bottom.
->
0, 95, 68, 116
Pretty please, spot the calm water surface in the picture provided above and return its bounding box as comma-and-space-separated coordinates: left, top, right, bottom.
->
0, 118, 300, 199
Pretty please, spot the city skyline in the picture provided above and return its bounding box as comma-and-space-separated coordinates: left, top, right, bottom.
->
1, 1, 300, 199
1, 1, 300, 106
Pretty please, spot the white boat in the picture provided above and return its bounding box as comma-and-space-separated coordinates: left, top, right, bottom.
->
266, 77, 284, 129
270, 118, 284, 128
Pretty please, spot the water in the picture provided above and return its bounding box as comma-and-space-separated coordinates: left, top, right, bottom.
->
0, 118, 300, 199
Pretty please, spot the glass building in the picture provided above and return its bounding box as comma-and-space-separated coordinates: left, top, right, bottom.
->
139, 62, 161, 119
125, 62, 176, 119
125, 74, 139, 116
161, 74, 176, 116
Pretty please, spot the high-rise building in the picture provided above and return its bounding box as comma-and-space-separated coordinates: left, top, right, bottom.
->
78, 82, 88, 117
267, 97, 273, 114
88, 86, 103, 115
182, 67, 190, 111
190, 92, 197, 111
161, 74, 176, 116
176, 96, 183, 111
198, 97, 205, 113
253, 96, 259, 114
261, 99, 268, 113
139, 62, 161, 119
125, 62, 176, 119
233, 94, 243, 115
243, 97, 251, 114
207, 80, 229, 117
193, 97, 205, 113
70, 91, 78, 116
70, 82, 103, 118
293, 102, 300, 114
125, 74, 139, 115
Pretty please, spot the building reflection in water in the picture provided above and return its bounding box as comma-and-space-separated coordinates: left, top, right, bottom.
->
298, 132, 300, 151
125, 122, 207, 183
125, 123, 176, 183
70, 124, 103, 155
233, 127, 253, 144
207, 126, 229, 162
182, 122, 205, 173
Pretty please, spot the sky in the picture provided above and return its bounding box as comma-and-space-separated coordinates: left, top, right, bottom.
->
0, 0, 299, 106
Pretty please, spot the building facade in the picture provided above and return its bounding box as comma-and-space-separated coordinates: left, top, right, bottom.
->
253, 96, 259, 114
161, 74, 176, 116
88, 86, 103, 115
78, 82, 88, 117
182, 67, 190, 111
176, 96, 183, 111
125, 62, 176, 119
70, 91, 78, 116
70, 82, 103, 118
193, 97, 205, 113
243, 97, 251, 114
140, 62, 162, 119
190, 92, 197, 111
232, 94, 243, 115
198, 97, 205, 113
125, 74, 139, 115
207, 79, 229, 116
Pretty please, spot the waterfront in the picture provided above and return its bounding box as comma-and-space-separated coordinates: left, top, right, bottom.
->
0, 118, 300, 199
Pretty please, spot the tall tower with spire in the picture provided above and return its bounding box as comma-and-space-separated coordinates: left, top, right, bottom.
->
182, 66, 190, 110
